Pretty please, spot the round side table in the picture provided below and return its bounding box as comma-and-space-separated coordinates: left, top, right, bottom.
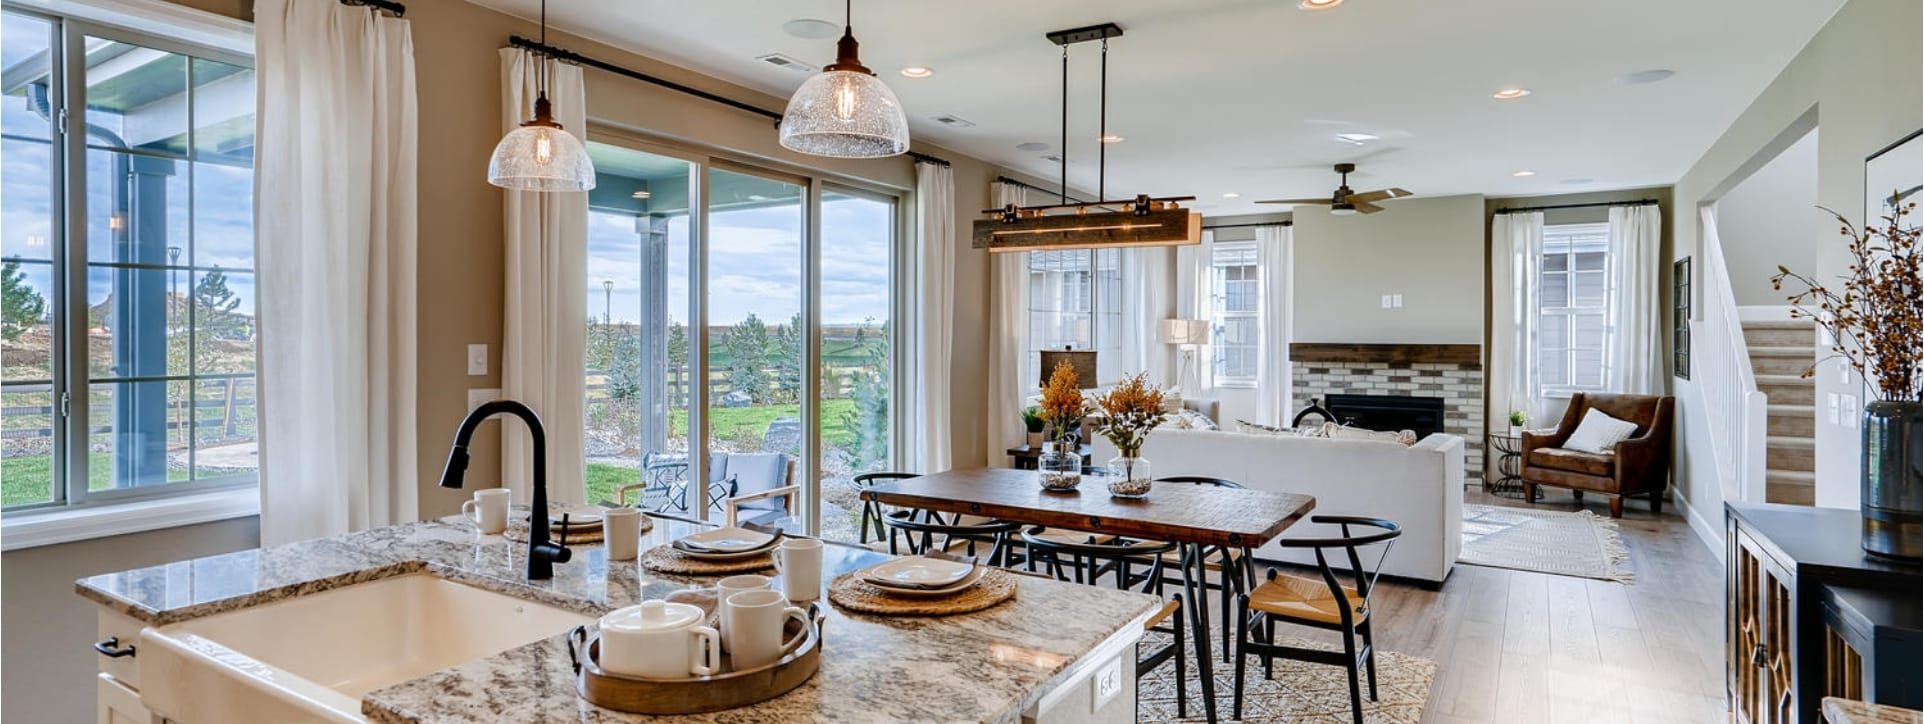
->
1485, 433, 1526, 498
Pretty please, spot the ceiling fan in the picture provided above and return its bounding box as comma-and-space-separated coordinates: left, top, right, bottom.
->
1256, 163, 1412, 215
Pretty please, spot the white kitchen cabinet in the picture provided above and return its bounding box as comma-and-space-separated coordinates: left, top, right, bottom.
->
94, 605, 157, 724
96, 672, 157, 724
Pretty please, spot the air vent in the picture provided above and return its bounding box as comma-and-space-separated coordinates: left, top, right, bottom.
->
755, 53, 814, 73
928, 114, 976, 129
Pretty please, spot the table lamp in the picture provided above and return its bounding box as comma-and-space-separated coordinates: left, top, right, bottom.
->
1159, 318, 1209, 392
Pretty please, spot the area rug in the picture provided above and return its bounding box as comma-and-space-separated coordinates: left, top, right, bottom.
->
1458, 503, 1633, 583
1136, 634, 1436, 723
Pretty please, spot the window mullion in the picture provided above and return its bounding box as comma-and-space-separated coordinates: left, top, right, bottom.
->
58, 16, 89, 507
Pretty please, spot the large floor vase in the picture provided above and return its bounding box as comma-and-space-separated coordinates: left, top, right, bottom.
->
1861, 400, 1922, 560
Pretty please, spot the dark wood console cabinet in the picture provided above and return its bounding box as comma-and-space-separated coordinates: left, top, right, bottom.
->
1725, 503, 1921, 724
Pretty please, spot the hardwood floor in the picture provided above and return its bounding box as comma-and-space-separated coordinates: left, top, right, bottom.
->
1246, 488, 1728, 724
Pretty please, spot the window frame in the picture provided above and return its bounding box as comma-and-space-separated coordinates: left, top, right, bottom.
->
2, 7, 259, 517
1024, 247, 1120, 385
1537, 222, 1611, 396
1209, 241, 1260, 388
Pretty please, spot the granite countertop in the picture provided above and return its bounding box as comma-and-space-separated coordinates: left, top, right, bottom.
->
1824, 698, 1924, 724
77, 509, 1161, 723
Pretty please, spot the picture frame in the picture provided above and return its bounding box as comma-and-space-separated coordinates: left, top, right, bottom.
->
1673, 257, 1691, 379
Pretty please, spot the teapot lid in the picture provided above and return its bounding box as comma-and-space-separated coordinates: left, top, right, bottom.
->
601, 600, 702, 632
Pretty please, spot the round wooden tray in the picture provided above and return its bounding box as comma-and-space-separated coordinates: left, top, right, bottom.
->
571, 603, 825, 714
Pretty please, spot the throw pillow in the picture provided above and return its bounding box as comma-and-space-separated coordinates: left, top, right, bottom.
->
1321, 422, 1417, 446
1563, 408, 1639, 454
1165, 409, 1218, 431
1237, 418, 1287, 436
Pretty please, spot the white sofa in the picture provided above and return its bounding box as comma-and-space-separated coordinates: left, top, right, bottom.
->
1091, 428, 1464, 586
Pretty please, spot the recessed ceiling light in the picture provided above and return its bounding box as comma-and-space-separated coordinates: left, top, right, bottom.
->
1492, 87, 1532, 100
899, 66, 933, 78
631, 190, 652, 199
1619, 69, 1676, 85
1016, 142, 1050, 152
781, 18, 840, 39
1223, 192, 1241, 199
1334, 132, 1379, 146
1099, 134, 1125, 143
1297, 0, 1343, 9
1512, 170, 1536, 177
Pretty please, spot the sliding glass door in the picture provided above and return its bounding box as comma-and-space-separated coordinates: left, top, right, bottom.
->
816, 188, 894, 543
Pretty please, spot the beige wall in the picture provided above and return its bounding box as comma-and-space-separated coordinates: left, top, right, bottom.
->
2, 517, 261, 724
1716, 128, 1819, 307
1671, 0, 1920, 525
1293, 194, 1486, 344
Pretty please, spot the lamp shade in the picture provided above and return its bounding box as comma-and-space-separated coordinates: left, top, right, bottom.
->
1159, 318, 1210, 345
779, 69, 910, 159
488, 122, 597, 192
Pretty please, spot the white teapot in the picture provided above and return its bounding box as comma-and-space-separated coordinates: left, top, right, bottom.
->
598, 600, 720, 679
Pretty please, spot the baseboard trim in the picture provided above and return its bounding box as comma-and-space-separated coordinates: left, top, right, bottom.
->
1672, 489, 1726, 563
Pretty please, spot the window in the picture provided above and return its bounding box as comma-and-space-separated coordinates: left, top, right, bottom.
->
1, 11, 256, 512
1026, 248, 1121, 384
1538, 223, 1609, 394
1210, 243, 1259, 386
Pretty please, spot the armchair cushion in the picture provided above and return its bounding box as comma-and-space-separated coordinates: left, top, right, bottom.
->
726, 453, 792, 512
1526, 447, 1616, 477
1563, 409, 1639, 454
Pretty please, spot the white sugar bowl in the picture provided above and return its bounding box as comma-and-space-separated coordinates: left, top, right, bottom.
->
598, 600, 720, 679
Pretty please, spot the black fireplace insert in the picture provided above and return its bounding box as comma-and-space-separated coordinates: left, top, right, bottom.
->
1325, 394, 1446, 439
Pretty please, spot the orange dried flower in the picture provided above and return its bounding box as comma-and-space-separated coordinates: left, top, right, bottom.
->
1038, 360, 1089, 442
1771, 200, 1922, 402
1094, 373, 1168, 458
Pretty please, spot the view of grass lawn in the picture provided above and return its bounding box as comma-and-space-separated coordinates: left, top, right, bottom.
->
1, 452, 191, 507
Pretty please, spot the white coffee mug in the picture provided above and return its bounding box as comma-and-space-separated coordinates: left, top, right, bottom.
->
461, 489, 510, 535
721, 589, 809, 670
603, 508, 641, 561
598, 600, 719, 679
714, 574, 771, 652
772, 538, 823, 602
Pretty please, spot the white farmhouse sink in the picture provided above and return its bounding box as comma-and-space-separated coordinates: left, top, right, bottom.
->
138, 573, 592, 724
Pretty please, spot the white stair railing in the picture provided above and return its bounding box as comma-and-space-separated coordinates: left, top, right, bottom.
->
1696, 207, 1769, 503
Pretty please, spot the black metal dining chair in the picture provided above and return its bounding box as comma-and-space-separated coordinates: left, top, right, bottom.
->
1232, 515, 1401, 724
1020, 526, 1187, 720
883, 510, 1022, 566
1153, 476, 1258, 662
852, 471, 920, 544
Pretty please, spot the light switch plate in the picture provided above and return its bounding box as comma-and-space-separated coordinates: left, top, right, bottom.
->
468, 388, 501, 412
1828, 393, 1840, 425
1392, 294, 1405, 308
1092, 655, 1123, 712
467, 344, 488, 376
1843, 395, 1859, 429
1380, 294, 1394, 309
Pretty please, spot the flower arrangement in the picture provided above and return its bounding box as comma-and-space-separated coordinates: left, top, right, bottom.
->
1037, 360, 1090, 444
1771, 201, 1922, 402
1093, 373, 1168, 458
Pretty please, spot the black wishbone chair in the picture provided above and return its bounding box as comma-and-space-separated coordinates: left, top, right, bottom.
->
882, 510, 1022, 566
1233, 515, 1401, 724
1019, 526, 1187, 721
851, 471, 920, 544
1152, 475, 1259, 662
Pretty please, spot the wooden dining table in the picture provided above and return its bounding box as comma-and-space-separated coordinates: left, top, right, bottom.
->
862, 467, 1317, 723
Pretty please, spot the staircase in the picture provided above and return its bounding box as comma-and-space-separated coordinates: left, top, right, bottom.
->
1745, 319, 1817, 505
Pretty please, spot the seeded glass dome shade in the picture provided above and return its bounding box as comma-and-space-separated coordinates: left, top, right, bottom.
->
779, 69, 910, 159
488, 122, 597, 192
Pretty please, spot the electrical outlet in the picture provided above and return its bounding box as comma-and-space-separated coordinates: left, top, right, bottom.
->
468, 388, 501, 412
1092, 655, 1123, 712
467, 344, 488, 376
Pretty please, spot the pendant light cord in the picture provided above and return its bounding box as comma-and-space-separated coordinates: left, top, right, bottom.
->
1098, 38, 1107, 204
1059, 44, 1068, 205
537, 0, 548, 98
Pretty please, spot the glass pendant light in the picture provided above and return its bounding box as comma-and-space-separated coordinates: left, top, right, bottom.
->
779, 0, 910, 159
488, 0, 596, 191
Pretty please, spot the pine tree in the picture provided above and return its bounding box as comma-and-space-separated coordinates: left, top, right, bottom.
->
722, 313, 771, 404
771, 312, 804, 403
194, 268, 247, 340
1, 260, 46, 342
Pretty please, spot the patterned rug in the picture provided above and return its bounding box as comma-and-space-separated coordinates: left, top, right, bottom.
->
1458, 503, 1634, 583
1136, 633, 1436, 723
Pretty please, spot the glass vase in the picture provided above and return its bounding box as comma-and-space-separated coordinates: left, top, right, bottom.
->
1107, 455, 1153, 499
1037, 442, 1082, 491
1861, 400, 1921, 560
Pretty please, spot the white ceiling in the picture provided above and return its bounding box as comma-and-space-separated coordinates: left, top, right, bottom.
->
469, 0, 1844, 215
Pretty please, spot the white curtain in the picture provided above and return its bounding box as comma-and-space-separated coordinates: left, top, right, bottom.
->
1606, 204, 1665, 394
985, 182, 1031, 465
1489, 211, 1547, 444
906, 161, 954, 472
1119, 247, 1175, 386
1174, 228, 1217, 393
255, 0, 418, 545
1253, 224, 1293, 425
499, 48, 589, 505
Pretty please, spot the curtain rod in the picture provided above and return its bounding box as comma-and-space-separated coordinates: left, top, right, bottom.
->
1204, 221, 1293, 230
1491, 198, 1659, 215
994, 175, 1088, 204
507, 35, 952, 168
342, 0, 404, 17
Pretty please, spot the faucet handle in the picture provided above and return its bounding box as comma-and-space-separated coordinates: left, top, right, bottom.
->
552, 514, 573, 563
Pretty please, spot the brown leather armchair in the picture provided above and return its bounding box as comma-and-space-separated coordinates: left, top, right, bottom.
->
1520, 392, 1674, 518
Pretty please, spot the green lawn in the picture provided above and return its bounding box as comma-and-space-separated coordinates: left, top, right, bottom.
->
667, 399, 859, 448
2, 452, 192, 507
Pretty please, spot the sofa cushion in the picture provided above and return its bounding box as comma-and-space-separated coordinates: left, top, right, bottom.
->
1528, 447, 1616, 477
1321, 423, 1416, 446
727, 453, 790, 511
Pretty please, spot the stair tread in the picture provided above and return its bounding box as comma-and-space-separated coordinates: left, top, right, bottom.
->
1767, 436, 1816, 449
1749, 346, 1816, 356
1768, 403, 1816, 413
1766, 470, 1816, 483
1756, 374, 1815, 385
1742, 319, 1815, 330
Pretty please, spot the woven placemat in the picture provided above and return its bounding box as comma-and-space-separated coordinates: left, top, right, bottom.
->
505, 523, 608, 545
639, 545, 775, 575
827, 569, 1016, 616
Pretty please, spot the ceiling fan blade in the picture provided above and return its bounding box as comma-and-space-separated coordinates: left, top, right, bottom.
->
1351, 200, 1386, 214
1256, 197, 1334, 205
1347, 188, 1414, 204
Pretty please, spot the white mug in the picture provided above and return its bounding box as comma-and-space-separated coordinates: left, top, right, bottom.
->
714, 574, 771, 652
603, 508, 641, 561
772, 538, 823, 602
721, 589, 809, 670
461, 489, 510, 535
598, 600, 719, 679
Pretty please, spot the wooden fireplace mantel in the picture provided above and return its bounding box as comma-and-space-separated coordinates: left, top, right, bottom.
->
1290, 343, 1482, 368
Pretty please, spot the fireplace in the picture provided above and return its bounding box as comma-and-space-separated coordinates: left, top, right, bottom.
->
1326, 394, 1447, 439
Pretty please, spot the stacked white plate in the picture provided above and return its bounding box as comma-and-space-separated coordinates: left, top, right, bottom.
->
670, 526, 781, 561
859, 556, 985, 598
539, 505, 607, 534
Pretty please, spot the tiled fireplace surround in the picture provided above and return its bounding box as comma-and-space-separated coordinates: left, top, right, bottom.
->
1291, 344, 1484, 478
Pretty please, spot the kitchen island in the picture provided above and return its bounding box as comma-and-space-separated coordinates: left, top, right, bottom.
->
76, 510, 1162, 723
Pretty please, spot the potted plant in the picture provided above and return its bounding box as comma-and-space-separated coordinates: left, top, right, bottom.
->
1022, 406, 1047, 448
1507, 409, 1529, 436
1036, 361, 1090, 491
1093, 373, 1168, 499
1771, 200, 1922, 560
